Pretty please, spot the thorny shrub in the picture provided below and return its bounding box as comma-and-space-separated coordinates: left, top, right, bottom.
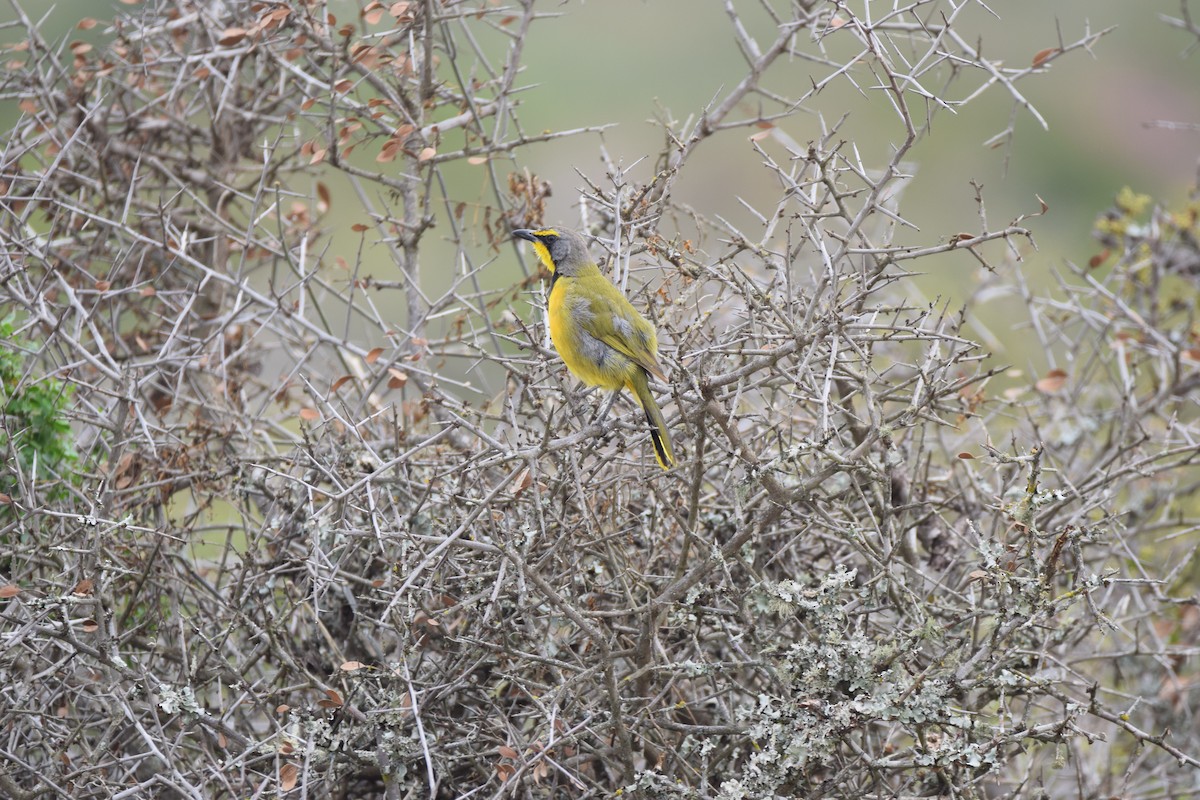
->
0, 1, 1197, 798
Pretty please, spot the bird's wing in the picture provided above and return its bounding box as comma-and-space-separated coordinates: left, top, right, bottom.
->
582, 294, 667, 382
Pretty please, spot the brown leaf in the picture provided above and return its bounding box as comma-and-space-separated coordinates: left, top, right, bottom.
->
73, 579, 94, 596
376, 139, 401, 163
1035, 369, 1068, 394
365, 347, 385, 364
77, 18, 99, 30
217, 27, 247, 46
1031, 47, 1058, 68
387, 368, 408, 389
467, 156, 488, 165
0, 584, 20, 598
340, 661, 365, 671
279, 763, 298, 791
498, 744, 519, 759
316, 182, 331, 213
418, 146, 437, 162
298, 408, 321, 422
331, 375, 354, 392
957, 452, 974, 459
95, 280, 111, 292
511, 467, 532, 497
81, 619, 99, 632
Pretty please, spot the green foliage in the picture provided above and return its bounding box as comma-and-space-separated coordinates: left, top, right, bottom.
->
0, 319, 76, 497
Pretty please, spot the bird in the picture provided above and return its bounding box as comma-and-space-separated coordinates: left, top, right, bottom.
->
513, 226, 675, 469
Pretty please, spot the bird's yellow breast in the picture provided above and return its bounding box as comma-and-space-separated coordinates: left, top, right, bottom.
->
548, 275, 630, 391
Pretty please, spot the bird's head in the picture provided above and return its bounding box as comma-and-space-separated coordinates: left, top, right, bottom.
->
512, 227, 592, 276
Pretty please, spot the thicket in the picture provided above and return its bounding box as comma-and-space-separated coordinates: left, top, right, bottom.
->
0, 1, 1198, 798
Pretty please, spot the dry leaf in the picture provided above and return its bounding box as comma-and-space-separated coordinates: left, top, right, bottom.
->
1031, 48, 1058, 68
498, 745, 519, 759
331, 375, 354, 392
298, 408, 320, 422
218, 28, 247, 46
376, 139, 401, 163
366, 347, 385, 364
0, 584, 20, 598
418, 146, 436, 162
340, 661, 365, 671
279, 763, 298, 791
957, 452, 974, 459
511, 467, 532, 497
73, 579, 94, 596
1035, 369, 1068, 394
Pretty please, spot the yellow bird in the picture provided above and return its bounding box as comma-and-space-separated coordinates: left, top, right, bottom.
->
513, 227, 675, 469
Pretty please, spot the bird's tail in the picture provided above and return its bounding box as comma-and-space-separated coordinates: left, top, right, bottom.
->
627, 371, 675, 470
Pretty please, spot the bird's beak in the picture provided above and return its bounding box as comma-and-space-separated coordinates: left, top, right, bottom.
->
512, 229, 537, 243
